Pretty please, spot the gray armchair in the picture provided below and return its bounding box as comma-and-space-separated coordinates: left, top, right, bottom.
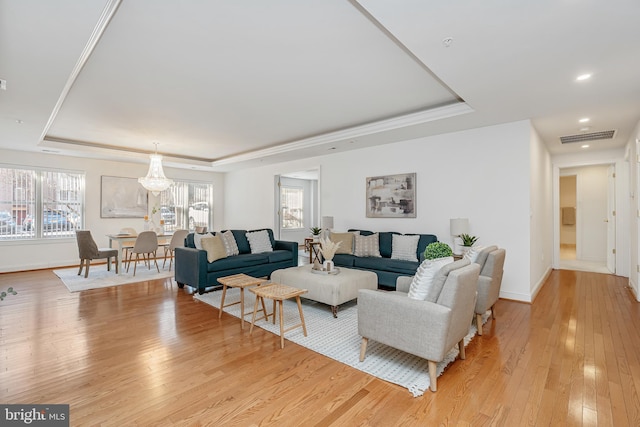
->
473, 246, 506, 335
358, 259, 480, 392
75, 230, 119, 278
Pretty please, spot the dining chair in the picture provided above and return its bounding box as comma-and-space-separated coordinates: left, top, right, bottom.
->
163, 229, 189, 270
119, 227, 137, 260
75, 230, 119, 278
126, 231, 159, 276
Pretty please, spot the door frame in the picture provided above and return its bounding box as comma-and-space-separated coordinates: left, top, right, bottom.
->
552, 160, 617, 272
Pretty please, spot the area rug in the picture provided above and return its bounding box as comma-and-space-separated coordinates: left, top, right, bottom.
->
194, 288, 488, 397
54, 266, 174, 292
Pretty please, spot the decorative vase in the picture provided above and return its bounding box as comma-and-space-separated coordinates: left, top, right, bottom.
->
323, 260, 334, 272
313, 235, 320, 242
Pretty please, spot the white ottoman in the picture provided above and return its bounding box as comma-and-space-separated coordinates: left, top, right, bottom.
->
270, 264, 378, 317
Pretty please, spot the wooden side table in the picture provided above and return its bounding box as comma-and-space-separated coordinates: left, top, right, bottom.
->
217, 274, 267, 329
249, 283, 308, 349
308, 241, 322, 264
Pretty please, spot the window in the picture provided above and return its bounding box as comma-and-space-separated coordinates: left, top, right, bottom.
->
0, 166, 84, 240
158, 181, 213, 232
281, 186, 303, 229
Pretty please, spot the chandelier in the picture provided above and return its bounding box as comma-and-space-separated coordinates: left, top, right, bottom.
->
138, 143, 174, 196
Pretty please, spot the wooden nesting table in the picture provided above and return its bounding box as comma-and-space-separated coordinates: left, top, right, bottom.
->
217, 274, 267, 329
249, 283, 308, 349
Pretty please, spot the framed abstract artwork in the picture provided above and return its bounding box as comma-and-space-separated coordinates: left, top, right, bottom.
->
100, 176, 148, 218
366, 173, 416, 218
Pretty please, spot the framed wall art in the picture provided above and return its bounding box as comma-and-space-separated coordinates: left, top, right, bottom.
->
100, 176, 148, 218
366, 173, 416, 218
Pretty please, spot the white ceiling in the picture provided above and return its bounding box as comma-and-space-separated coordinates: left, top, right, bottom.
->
1, 0, 639, 172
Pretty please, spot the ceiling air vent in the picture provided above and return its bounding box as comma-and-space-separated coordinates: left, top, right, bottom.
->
560, 130, 616, 144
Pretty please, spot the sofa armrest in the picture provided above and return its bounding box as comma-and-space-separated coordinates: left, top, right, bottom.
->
357, 289, 452, 361
175, 247, 208, 288
274, 240, 298, 264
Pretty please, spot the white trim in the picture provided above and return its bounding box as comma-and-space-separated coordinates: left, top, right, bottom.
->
211, 102, 473, 167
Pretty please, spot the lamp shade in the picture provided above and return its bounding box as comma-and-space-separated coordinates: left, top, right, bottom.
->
450, 218, 469, 236
321, 216, 334, 229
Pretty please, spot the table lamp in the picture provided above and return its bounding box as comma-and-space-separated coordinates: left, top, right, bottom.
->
321, 216, 334, 239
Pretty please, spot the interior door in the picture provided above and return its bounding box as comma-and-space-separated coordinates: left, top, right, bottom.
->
606, 165, 616, 273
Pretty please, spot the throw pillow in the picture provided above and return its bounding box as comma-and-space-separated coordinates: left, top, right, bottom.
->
463, 245, 485, 264
193, 232, 213, 250
330, 232, 356, 254
246, 229, 273, 254
407, 256, 454, 301
220, 230, 240, 256
391, 234, 420, 262
354, 233, 381, 257
200, 236, 227, 263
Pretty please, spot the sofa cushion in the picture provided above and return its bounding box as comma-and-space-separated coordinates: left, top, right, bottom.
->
268, 250, 292, 263
220, 230, 239, 256
200, 236, 227, 263
391, 234, 420, 262
246, 229, 273, 253
354, 256, 418, 274
206, 253, 269, 272
407, 256, 454, 301
228, 230, 250, 254
409, 233, 438, 261
378, 232, 399, 258
332, 253, 355, 266
331, 232, 355, 254
354, 233, 381, 257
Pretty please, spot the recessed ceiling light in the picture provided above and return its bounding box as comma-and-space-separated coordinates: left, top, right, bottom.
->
581, 144, 590, 148
576, 73, 592, 81
579, 118, 590, 123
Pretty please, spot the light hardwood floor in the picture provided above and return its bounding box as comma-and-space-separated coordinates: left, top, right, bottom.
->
0, 268, 638, 426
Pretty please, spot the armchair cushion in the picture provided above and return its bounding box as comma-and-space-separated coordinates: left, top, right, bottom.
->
407, 256, 454, 301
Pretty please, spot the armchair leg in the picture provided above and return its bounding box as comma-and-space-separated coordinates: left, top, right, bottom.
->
359, 337, 368, 362
115, 255, 119, 274
428, 361, 437, 392
84, 259, 90, 278
107, 257, 111, 272
78, 260, 84, 276
491, 304, 496, 319
458, 339, 466, 360
476, 313, 483, 336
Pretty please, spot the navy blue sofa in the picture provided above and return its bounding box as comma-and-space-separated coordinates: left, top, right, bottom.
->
174, 228, 298, 294
332, 229, 437, 290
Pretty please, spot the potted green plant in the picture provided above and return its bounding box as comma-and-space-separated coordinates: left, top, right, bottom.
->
459, 233, 478, 255
460, 233, 478, 247
423, 242, 453, 260
309, 226, 322, 241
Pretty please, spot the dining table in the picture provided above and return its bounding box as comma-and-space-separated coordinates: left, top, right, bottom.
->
107, 232, 173, 274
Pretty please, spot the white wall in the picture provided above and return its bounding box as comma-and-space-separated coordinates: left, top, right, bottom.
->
626, 120, 640, 300
529, 125, 554, 299
0, 149, 223, 272
225, 120, 536, 302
